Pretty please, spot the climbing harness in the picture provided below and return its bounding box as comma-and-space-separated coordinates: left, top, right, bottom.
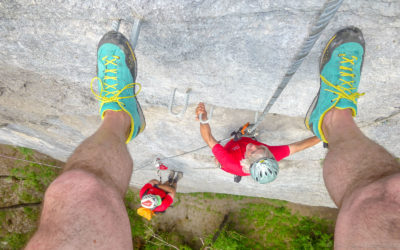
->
230, 122, 257, 141
229, 122, 258, 183
168, 88, 192, 117
134, 121, 255, 174
133, 0, 345, 173
249, 0, 344, 133
0, 2, 344, 177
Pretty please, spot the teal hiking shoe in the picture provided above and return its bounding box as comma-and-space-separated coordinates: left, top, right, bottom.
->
305, 27, 365, 143
91, 31, 146, 143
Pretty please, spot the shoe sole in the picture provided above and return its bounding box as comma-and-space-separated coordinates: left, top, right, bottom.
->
305, 27, 365, 132
173, 172, 183, 183
168, 171, 175, 183
97, 31, 146, 134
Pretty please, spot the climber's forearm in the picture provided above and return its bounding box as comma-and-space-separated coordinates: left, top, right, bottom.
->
157, 184, 176, 194
200, 122, 218, 148
289, 136, 321, 155
148, 179, 160, 185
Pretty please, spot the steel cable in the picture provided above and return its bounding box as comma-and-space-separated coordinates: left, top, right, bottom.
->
249, 0, 344, 133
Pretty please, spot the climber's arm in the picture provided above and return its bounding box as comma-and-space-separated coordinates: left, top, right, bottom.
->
288, 136, 321, 155
157, 184, 176, 199
200, 123, 218, 148
196, 102, 218, 148
148, 179, 160, 185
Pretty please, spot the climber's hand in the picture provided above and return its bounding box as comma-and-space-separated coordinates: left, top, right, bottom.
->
195, 102, 208, 121
196, 102, 217, 148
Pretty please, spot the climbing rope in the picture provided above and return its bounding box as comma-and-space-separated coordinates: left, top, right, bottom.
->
0, 153, 62, 169
133, 136, 232, 172
135, 0, 344, 171
0, 1, 344, 174
248, 0, 344, 133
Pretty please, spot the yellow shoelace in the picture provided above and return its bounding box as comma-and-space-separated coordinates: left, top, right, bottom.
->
321, 54, 364, 104
90, 55, 141, 107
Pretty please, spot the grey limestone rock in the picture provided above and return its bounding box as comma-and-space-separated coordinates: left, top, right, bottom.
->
0, 0, 399, 207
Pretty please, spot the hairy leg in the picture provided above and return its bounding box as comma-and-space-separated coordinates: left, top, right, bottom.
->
26, 111, 134, 249
64, 111, 133, 195
323, 108, 400, 248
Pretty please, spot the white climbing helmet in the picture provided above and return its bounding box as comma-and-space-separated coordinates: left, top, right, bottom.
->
250, 157, 279, 184
141, 194, 162, 210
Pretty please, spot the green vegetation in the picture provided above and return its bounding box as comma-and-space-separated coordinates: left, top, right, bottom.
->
188, 192, 245, 201
0, 147, 59, 249
124, 189, 192, 249
125, 190, 148, 241
23, 207, 39, 221
214, 193, 244, 201
203, 203, 333, 249
11, 147, 58, 198
1, 146, 334, 249
205, 226, 249, 249
123, 193, 333, 249
1, 233, 30, 250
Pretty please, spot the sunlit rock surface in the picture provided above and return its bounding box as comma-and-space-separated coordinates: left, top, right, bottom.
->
1, 0, 399, 207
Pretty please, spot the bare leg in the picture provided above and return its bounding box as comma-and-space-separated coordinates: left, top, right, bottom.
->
323, 108, 400, 248
163, 181, 177, 189
26, 111, 134, 249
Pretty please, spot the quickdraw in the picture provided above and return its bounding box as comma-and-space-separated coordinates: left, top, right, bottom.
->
231, 122, 257, 141
154, 158, 168, 182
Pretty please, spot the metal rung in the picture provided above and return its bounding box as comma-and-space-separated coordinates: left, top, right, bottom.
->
198, 105, 214, 124
130, 19, 142, 50
168, 88, 192, 117
111, 18, 142, 50
112, 19, 121, 32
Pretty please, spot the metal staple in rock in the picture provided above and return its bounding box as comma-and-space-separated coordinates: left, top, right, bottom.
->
134, 0, 344, 172
248, 0, 344, 133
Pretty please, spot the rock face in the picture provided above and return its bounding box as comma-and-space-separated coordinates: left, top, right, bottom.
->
0, 0, 399, 207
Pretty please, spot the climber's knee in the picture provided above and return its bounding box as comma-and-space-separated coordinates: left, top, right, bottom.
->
26, 170, 132, 249
335, 173, 400, 248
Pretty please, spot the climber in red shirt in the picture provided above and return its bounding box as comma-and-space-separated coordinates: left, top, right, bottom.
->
137, 171, 183, 220
195, 102, 321, 183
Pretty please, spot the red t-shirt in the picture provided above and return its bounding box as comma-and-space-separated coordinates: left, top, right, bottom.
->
139, 183, 173, 212
212, 137, 290, 176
